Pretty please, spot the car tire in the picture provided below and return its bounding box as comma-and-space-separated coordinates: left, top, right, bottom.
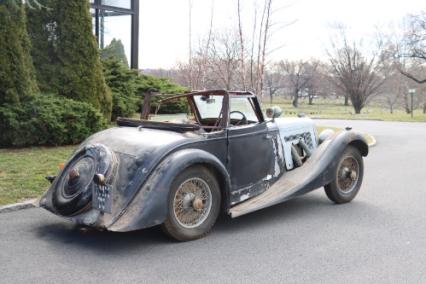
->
162, 166, 221, 241
324, 146, 364, 204
53, 184, 93, 216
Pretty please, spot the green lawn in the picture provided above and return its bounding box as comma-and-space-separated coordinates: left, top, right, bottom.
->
263, 98, 426, 122
0, 124, 374, 206
0, 146, 74, 206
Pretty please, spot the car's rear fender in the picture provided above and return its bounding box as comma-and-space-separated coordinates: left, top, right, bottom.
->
108, 149, 231, 232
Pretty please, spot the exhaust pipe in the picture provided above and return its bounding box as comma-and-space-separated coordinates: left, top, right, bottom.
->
291, 144, 303, 167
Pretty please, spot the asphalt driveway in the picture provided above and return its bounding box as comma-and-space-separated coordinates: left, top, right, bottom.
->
1, 119, 425, 283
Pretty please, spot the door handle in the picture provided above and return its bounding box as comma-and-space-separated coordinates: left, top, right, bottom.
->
264, 134, 272, 140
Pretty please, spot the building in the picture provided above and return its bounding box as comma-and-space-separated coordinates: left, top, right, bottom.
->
90, 0, 139, 69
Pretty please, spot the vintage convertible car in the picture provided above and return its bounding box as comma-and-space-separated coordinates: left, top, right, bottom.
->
40, 90, 368, 241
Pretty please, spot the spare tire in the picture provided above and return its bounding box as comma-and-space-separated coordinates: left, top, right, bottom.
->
52, 144, 117, 216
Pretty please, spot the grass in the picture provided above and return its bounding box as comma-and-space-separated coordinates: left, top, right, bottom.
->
0, 146, 74, 206
0, 124, 374, 206
262, 98, 426, 122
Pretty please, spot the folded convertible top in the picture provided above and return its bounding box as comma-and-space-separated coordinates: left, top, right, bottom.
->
116, 117, 201, 133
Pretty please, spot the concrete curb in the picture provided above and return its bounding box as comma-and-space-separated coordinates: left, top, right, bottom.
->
0, 199, 37, 214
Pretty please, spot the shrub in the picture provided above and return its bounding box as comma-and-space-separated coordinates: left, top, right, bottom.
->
136, 75, 188, 95
102, 57, 189, 119
25, 0, 58, 94
27, 0, 112, 120
0, 95, 106, 147
135, 75, 189, 114
102, 58, 139, 120
101, 39, 129, 67
0, 0, 38, 106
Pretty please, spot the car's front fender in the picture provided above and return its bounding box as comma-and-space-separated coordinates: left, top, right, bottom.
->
230, 129, 369, 218
108, 148, 231, 232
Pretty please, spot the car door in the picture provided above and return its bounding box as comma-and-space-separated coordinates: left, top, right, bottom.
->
226, 97, 275, 204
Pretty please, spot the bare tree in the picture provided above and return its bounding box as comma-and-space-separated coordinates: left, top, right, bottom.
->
248, 5, 258, 91
264, 66, 284, 104
380, 67, 406, 114
206, 32, 241, 90
238, 0, 277, 94
305, 60, 326, 105
198, 0, 215, 87
277, 60, 318, 107
187, 0, 194, 89
256, 0, 273, 97
237, 0, 246, 89
398, 11, 426, 84
175, 58, 205, 90
176, 0, 294, 93
327, 30, 388, 114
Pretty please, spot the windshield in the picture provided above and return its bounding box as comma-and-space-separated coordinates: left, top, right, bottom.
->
230, 96, 259, 123
193, 95, 224, 119
147, 94, 225, 125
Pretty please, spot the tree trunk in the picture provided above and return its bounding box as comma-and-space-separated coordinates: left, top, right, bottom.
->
352, 98, 362, 114
237, 0, 246, 90
308, 94, 314, 105
404, 93, 411, 114
292, 91, 299, 108
141, 92, 152, 120
423, 102, 426, 114
344, 94, 349, 106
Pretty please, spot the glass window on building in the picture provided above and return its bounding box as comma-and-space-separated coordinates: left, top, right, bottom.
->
102, 0, 131, 9
91, 0, 139, 69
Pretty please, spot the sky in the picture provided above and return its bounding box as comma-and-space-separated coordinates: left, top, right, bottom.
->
138, 0, 426, 69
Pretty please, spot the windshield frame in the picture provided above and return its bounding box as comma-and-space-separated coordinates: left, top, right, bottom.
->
146, 90, 264, 131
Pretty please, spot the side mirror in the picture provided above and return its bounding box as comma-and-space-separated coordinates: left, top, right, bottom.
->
266, 106, 283, 121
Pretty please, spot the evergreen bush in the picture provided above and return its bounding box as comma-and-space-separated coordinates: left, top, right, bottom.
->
102, 57, 189, 119
0, 95, 106, 147
102, 58, 139, 120
0, 0, 38, 106
27, 0, 112, 120
101, 39, 129, 67
135, 75, 188, 114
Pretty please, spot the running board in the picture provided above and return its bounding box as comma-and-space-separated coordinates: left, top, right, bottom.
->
230, 139, 334, 218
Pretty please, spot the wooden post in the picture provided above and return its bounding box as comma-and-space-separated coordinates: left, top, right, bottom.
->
141, 92, 152, 120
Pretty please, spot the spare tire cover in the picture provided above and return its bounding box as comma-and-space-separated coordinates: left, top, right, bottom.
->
52, 144, 117, 216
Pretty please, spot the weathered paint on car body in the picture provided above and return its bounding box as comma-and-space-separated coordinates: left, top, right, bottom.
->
39, 90, 368, 232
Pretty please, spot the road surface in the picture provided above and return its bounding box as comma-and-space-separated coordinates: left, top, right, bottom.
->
1, 120, 426, 283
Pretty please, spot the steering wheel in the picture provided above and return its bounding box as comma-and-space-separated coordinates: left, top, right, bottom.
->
230, 111, 248, 126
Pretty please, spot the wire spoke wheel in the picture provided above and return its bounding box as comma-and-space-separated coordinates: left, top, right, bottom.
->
324, 146, 364, 204
337, 156, 359, 193
173, 177, 213, 229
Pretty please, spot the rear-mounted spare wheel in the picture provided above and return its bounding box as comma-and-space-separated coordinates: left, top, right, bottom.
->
52, 144, 117, 216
